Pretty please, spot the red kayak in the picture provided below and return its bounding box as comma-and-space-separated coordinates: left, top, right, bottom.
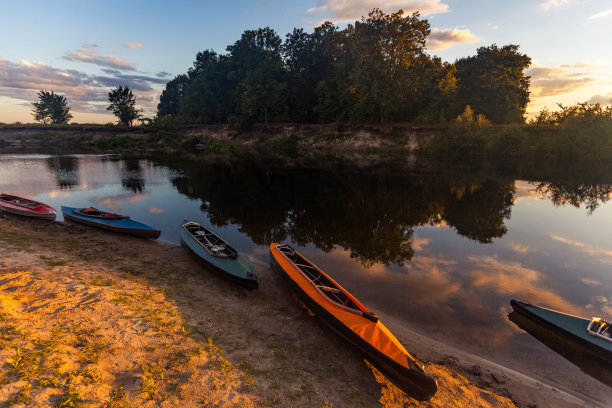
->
0, 193, 57, 220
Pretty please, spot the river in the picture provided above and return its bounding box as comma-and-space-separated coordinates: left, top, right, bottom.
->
1, 153, 611, 403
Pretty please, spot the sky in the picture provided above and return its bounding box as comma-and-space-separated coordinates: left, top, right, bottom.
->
1, 0, 611, 124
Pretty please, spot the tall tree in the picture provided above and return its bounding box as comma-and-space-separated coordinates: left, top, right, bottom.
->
107, 86, 139, 126
455, 44, 531, 124
226, 28, 288, 124
157, 74, 190, 117
31, 90, 72, 124
340, 9, 433, 123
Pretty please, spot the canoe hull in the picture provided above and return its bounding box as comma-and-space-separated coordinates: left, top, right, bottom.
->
61, 206, 161, 239
270, 244, 437, 401
510, 299, 612, 362
180, 223, 257, 289
0, 195, 56, 220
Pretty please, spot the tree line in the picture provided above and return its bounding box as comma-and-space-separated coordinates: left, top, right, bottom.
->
157, 9, 532, 126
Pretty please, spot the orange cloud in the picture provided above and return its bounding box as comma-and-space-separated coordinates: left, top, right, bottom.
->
427, 28, 479, 51
127, 43, 144, 50
527, 64, 597, 97
468, 255, 580, 314
550, 235, 612, 259
148, 207, 164, 213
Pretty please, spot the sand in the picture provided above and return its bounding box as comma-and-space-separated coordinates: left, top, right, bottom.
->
0, 213, 603, 407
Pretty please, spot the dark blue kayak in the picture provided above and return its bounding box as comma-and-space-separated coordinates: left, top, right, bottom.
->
180, 221, 258, 289
61, 206, 161, 239
511, 299, 612, 362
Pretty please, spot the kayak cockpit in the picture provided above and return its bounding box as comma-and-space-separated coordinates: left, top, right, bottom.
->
276, 244, 378, 322
587, 318, 612, 342
1, 194, 42, 209
183, 222, 238, 259
74, 207, 129, 219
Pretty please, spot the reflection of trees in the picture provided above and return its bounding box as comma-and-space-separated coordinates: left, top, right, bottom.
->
443, 180, 515, 243
532, 182, 612, 214
45, 156, 80, 189
120, 159, 146, 193
167, 162, 515, 266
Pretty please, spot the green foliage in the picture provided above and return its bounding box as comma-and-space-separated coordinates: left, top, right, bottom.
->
531, 102, 612, 126
157, 8, 500, 126
454, 44, 531, 124
270, 134, 300, 157
107, 86, 139, 126
31, 90, 73, 124
93, 136, 137, 152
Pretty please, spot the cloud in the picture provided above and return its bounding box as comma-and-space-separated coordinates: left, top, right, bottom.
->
580, 277, 600, 286
0, 56, 167, 113
586, 93, 612, 105
508, 242, 529, 254
469, 255, 580, 314
127, 43, 144, 50
589, 8, 612, 20
550, 234, 612, 259
63, 44, 136, 71
307, 0, 449, 23
526, 64, 597, 97
540, 0, 573, 11
426, 27, 479, 50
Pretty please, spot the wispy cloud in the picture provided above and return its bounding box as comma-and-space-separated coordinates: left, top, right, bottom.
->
427, 27, 479, 50
127, 42, 144, 50
469, 255, 579, 314
540, 0, 573, 11
63, 44, 136, 71
307, 0, 450, 23
526, 63, 597, 97
0, 56, 169, 112
588, 8, 612, 20
550, 234, 612, 259
586, 92, 612, 105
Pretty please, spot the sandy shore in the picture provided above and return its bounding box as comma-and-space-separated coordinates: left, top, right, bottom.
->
0, 213, 601, 407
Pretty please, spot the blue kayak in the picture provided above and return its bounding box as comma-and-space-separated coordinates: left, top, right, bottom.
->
511, 299, 612, 362
180, 221, 258, 289
61, 206, 161, 239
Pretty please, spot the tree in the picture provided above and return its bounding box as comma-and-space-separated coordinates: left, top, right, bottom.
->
31, 90, 72, 124
454, 44, 531, 124
107, 86, 139, 126
157, 74, 190, 117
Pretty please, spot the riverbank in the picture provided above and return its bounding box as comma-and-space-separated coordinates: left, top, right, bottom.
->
0, 214, 600, 407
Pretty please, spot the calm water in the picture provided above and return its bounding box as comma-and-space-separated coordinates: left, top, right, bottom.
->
1, 154, 611, 402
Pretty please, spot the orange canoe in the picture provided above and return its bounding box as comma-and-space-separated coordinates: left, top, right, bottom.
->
270, 243, 438, 401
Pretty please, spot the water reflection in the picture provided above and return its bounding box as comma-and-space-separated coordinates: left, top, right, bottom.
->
120, 159, 146, 193
533, 181, 612, 214
168, 164, 515, 266
1, 154, 611, 402
45, 156, 79, 189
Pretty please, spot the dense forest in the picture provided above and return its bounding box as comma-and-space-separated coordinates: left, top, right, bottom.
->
157, 9, 532, 127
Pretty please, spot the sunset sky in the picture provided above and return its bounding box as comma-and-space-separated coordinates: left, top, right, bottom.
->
1, 0, 611, 123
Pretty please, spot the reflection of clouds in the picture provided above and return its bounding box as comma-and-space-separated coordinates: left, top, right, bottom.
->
412, 236, 430, 251
93, 192, 151, 210
580, 278, 600, 286
514, 180, 547, 202
148, 207, 164, 214
331, 247, 461, 304
550, 234, 612, 259
508, 242, 529, 253
469, 255, 579, 314
48, 190, 71, 198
